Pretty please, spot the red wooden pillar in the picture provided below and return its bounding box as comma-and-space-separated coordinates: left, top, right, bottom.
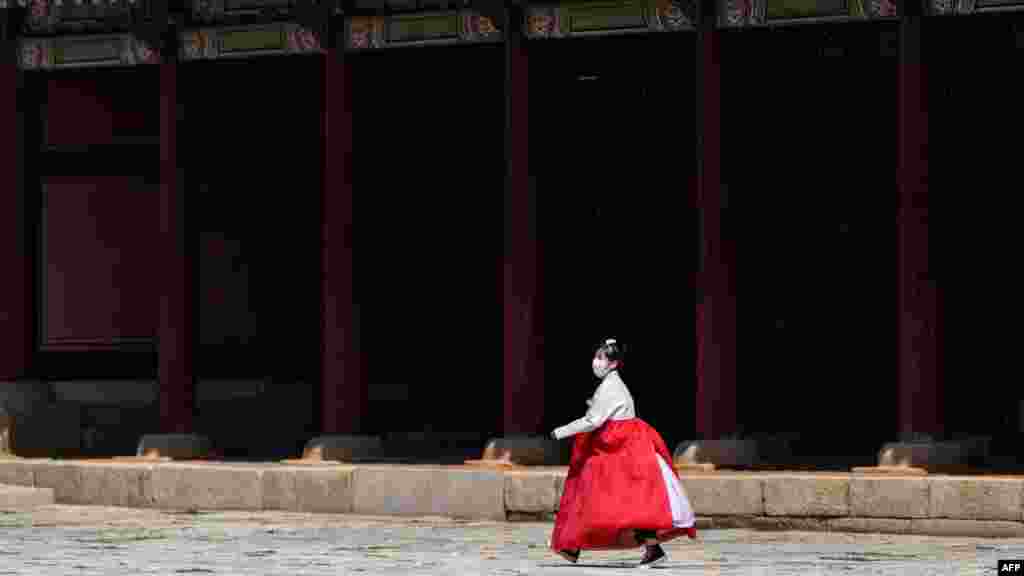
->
502, 8, 542, 435
321, 49, 364, 434
695, 18, 737, 440
0, 42, 31, 381
158, 61, 194, 433
896, 13, 940, 440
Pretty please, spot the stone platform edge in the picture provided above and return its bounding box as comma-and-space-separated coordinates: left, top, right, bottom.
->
5, 460, 1024, 537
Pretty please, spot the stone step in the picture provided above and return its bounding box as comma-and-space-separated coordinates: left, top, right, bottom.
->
5, 458, 1024, 538
0, 484, 55, 510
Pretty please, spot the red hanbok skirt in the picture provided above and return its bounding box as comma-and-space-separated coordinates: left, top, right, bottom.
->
550, 418, 697, 552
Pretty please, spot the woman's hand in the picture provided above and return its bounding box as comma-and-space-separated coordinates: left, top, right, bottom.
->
550, 430, 559, 441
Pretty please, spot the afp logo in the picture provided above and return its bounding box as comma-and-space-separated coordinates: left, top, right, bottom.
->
1000, 560, 1024, 573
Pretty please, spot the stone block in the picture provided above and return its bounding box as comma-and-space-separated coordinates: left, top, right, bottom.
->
850, 476, 930, 518
679, 475, 764, 516
0, 380, 49, 417
878, 442, 969, 470
674, 439, 759, 468
827, 517, 912, 535
195, 379, 265, 405
302, 435, 382, 462
79, 405, 159, 456
507, 511, 555, 522
383, 432, 486, 463
928, 476, 1024, 521
0, 485, 54, 509
763, 475, 849, 517
51, 380, 158, 407
32, 461, 82, 503
482, 436, 569, 466
959, 436, 993, 466
750, 516, 828, 532
504, 471, 558, 513
1, 407, 13, 456
386, 432, 484, 447
554, 472, 567, 509
709, 515, 757, 529
137, 434, 211, 460
753, 434, 798, 465
436, 467, 505, 521
197, 388, 313, 461
147, 464, 263, 511
351, 467, 430, 517
261, 468, 298, 511
909, 518, 1024, 538
11, 404, 81, 458
77, 463, 153, 507
294, 466, 355, 514
352, 466, 504, 520
0, 458, 37, 486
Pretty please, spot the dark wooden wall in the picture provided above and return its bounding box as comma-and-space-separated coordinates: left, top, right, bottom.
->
722, 22, 900, 463
929, 14, 1024, 446
179, 56, 323, 385
349, 44, 506, 437
530, 33, 698, 449
13, 11, 1024, 460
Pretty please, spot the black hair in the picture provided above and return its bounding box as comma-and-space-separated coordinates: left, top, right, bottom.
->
596, 338, 625, 365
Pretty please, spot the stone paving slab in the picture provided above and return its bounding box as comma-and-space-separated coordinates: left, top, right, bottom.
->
0, 506, 1021, 575
6, 459, 1024, 537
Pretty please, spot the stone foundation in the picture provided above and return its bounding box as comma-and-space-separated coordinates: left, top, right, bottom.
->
5, 461, 1024, 537
877, 440, 988, 472
0, 379, 317, 460
137, 434, 212, 460
0, 484, 54, 510
301, 435, 382, 462
674, 439, 761, 468
480, 435, 569, 466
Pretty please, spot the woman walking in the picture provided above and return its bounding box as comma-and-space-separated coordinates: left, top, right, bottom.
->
549, 339, 697, 567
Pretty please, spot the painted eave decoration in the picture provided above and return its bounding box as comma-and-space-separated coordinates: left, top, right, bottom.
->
718, 0, 896, 27
344, 10, 503, 50
180, 22, 325, 60
525, 0, 695, 39
192, 0, 342, 24
350, 0, 472, 12
8, 0, 155, 34
18, 33, 160, 70
932, 0, 1023, 14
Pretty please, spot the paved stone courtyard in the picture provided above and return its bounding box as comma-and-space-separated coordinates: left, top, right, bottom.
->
0, 506, 1018, 575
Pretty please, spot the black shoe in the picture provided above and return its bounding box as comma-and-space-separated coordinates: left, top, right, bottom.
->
638, 544, 667, 568
557, 549, 580, 564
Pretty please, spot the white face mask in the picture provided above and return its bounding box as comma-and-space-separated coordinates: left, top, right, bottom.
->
592, 357, 612, 379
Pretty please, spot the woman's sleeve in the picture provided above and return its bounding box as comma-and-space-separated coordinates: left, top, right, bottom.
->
552, 385, 624, 440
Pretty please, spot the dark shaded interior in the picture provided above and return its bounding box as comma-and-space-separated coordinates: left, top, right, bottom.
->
928, 13, 1024, 467
721, 22, 899, 467
181, 56, 322, 383
350, 44, 505, 445
530, 33, 698, 450
180, 56, 324, 458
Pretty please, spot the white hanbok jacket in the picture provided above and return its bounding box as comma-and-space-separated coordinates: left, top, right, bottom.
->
553, 370, 636, 440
